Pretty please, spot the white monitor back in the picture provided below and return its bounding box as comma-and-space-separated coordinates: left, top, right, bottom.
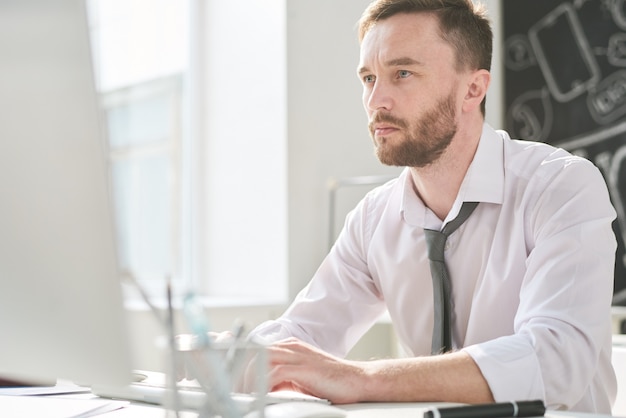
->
0, 0, 132, 386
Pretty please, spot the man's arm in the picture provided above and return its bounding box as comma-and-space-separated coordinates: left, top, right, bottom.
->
267, 337, 494, 405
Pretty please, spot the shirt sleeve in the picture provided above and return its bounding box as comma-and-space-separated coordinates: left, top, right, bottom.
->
464, 156, 617, 411
249, 193, 387, 357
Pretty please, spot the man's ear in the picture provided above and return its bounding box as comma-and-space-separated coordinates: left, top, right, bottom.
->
462, 69, 490, 113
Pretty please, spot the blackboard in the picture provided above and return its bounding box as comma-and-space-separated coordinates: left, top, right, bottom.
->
503, 0, 626, 301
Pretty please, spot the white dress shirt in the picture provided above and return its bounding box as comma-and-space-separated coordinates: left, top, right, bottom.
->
250, 124, 618, 413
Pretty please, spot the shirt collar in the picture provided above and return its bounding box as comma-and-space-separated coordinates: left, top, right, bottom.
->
400, 122, 505, 227
460, 122, 505, 205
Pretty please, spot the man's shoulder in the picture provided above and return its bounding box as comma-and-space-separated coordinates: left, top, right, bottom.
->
360, 170, 405, 209
348, 171, 405, 225
502, 136, 598, 181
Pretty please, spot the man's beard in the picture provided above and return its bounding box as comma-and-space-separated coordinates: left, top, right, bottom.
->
369, 92, 458, 168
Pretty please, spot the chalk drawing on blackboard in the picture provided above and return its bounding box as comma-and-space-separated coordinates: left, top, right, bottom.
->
607, 33, 626, 67
528, 2, 601, 103
587, 69, 626, 124
507, 87, 553, 142
504, 34, 536, 71
610, 0, 626, 30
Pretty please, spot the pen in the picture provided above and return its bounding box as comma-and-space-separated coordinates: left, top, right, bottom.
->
424, 400, 546, 418
226, 321, 246, 371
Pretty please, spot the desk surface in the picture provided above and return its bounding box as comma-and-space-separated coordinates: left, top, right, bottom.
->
0, 393, 616, 418
98, 398, 615, 418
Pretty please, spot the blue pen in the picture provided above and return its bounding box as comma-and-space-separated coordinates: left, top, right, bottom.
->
182, 290, 211, 347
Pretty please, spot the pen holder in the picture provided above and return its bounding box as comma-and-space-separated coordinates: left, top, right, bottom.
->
175, 335, 269, 418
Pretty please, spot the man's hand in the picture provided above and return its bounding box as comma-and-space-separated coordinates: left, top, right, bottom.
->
266, 338, 368, 404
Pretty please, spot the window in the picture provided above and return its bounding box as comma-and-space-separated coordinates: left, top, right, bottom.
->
103, 76, 183, 289
87, 0, 288, 304
87, 0, 190, 298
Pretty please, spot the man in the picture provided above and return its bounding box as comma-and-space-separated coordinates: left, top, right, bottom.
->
244, 0, 617, 413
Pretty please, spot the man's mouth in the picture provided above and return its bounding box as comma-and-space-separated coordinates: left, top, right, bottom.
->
374, 126, 398, 136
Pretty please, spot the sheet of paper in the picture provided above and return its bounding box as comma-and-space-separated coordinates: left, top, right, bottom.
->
0, 395, 128, 418
0, 383, 90, 396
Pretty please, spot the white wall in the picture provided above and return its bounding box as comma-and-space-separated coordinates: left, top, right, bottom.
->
194, 0, 288, 303
483, 0, 503, 128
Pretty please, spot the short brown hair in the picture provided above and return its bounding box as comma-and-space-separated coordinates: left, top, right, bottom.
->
358, 0, 493, 114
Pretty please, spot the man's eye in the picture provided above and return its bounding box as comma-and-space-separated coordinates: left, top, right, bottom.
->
398, 70, 411, 78
363, 75, 375, 84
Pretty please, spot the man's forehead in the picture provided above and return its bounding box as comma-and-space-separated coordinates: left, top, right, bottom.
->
360, 12, 441, 46
358, 13, 447, 68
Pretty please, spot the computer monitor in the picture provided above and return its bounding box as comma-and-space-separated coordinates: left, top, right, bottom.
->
0, 0, 132, 386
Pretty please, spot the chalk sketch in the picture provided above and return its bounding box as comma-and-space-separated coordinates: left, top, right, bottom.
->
507, 88, 553, 142
528, 3, 601, 103
504, 0, 626, 296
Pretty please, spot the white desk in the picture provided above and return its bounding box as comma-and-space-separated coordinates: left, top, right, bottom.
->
0, 391, 618, 417
100, 401, 616, 418
31, 394, 613, 418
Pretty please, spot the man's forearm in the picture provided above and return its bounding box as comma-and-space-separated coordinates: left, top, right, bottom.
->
358, 351, 494, 404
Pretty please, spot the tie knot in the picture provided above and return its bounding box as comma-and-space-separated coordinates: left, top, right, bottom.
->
442, 201, 479, 236
423, 201, 478, 263
424, 229, 446, 261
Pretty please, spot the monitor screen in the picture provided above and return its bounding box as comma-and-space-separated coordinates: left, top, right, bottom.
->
0, 0, 132, 386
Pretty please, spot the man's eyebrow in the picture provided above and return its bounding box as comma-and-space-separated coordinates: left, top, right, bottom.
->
357, 65, 371, 76
357, 57, 424, 75
386, 57, 423, 67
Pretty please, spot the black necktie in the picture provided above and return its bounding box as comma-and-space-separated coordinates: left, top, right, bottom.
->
424, 201, 478, 354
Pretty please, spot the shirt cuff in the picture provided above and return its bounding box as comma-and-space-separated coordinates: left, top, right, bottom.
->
463, 335, 545, 403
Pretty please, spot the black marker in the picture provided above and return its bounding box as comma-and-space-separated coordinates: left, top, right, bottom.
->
424, 400, 546, 418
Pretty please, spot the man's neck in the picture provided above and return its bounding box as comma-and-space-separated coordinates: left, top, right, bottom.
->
409, 121, 483, 221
